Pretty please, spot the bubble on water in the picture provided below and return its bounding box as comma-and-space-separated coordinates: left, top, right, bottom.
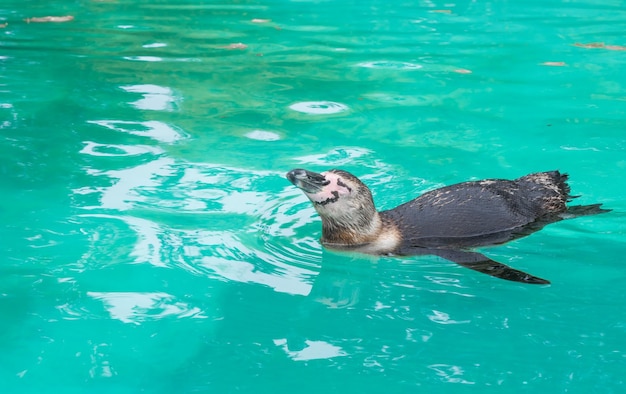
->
356, 61, 423, 70
289, 101, 349, 115
245, 130, 281, 141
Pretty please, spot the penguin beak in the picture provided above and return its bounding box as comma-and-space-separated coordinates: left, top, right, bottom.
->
286, 168, 330, 193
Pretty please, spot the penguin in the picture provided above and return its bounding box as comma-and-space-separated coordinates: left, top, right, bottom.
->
286, 168, 610, 284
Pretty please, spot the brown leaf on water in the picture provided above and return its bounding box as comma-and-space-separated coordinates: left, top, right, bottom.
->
26, 15, 74, 23
453, 69, 472, 74
0, 23, 7, 28
574, 42, 626, 51
540, 62, 566, 67
604, 44, 626, 51
573, 42, 605, 48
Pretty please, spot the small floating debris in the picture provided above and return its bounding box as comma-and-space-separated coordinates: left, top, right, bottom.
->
251, 19, 271, 23
574, 42, 626, 51
453, 68, 472, 74
0, 23, 7, 28
25, 15, 74, 23
574, 42, 604, 48
289, 101, 349, 115
540, 62, 566, 67
223, 43, 247, 50
599, 44, 626, 50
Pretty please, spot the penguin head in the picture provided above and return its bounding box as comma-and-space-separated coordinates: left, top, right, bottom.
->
286, 168, 377, 230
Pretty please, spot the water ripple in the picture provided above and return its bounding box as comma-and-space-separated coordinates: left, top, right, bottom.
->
121, 84, 182, 111
86, 291, 207, 324
288, 101, 349, 115
79, 141, 164, 157
88, 120, 187, 143
356, 61, 423, 70
273, 338, 347, 361
77, 160, 322, 296
244, 130, 281, 141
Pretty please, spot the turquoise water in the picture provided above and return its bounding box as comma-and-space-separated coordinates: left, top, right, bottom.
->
1, 0, 625, 392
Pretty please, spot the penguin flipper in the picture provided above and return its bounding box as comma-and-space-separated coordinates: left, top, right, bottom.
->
434, 249, 550, 285
399, 247, 550, 285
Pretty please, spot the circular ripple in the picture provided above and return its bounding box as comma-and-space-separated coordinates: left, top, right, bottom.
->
245, 130, 281, 141
80, 141, 164, 157
356, 61, 422, 70
289, 101, 349, 115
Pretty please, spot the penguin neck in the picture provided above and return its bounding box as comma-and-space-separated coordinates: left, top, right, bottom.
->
319, 211, 383, 247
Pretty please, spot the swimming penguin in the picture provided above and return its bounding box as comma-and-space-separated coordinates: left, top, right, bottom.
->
286, 168, 610, 284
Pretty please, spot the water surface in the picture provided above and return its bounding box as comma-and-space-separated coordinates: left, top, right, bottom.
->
1, 0, 625, 392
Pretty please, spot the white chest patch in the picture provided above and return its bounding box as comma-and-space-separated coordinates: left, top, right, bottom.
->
353, 228, 401, 255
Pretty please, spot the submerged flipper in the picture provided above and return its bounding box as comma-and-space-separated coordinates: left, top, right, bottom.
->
398, 247, 550, 284
432, 249, 550, 284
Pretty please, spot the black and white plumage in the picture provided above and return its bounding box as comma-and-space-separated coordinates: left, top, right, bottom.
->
286, 168, 610, 284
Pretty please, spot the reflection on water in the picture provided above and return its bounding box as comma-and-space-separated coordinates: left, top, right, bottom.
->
78, 157, 177, 211
273, 338, 347, 361
428, 364, 475, 385
121, 84, 181, 111
78, 76, 331, 303
77, 159, 320, 295
87, 120, 186, 143
87, 291, 206, 324
79, 141, 164, 157
427, 309, 471, 325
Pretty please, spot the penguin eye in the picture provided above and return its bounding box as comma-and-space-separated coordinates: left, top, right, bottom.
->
307, 173, 330, 186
